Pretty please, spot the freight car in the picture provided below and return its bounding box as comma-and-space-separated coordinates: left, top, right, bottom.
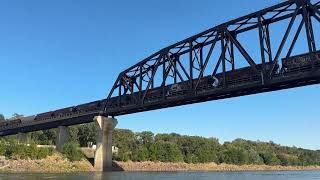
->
120, 61, 279, 105
0, 121, 7, 127
165, 61, 278, 97
0, 116, 36, 129
215, 61, 277, 86
53, 107, 75, 117
282, 51, 320, 73
6, 119, 22, 127
74, 100, 102, 113
34, 111, 55, 121
21, 115, 36, 123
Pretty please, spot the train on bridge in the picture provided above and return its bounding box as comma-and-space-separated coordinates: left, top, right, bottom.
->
1, 51, 319, 131
0, 0, 319, 137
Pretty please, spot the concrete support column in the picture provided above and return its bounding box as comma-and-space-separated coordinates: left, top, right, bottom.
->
17, 132, 27, 143
94, 116, 118, 172
56, 126, 70, 152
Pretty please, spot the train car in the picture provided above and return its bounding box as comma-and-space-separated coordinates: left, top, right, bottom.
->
0, 121, 8, 127
282, 51, 320, 73
216, 61, 278, 86
21, 115, 36, 123
105, 97, 119, 109
74, 100, 101, 113
34, 111, 55, 121
166, 82, 190, 97
6, 119, 22, 126
105, 62, 280, 107
145, 91, 163, 102
194, 75, 219, 90
53, 107, 74, 117
99, 99, 108, 109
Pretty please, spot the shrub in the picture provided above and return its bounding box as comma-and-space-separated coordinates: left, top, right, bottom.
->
37, 147, 53, 159
0, 139, 53, 160
62, 142, 83, 161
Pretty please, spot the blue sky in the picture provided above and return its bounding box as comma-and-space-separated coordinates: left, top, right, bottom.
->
0, 0, 319, 150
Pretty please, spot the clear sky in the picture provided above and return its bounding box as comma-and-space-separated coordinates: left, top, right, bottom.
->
0, 0, 319, 150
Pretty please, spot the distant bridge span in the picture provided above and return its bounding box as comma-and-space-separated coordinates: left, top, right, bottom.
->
1, 0, 320, 136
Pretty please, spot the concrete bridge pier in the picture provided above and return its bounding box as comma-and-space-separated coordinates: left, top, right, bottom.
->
56, 126, 70, 152
17, 132, 27, 143
94, 116, 118, 172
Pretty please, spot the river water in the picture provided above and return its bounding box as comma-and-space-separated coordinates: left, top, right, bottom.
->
0, 171, 319, 180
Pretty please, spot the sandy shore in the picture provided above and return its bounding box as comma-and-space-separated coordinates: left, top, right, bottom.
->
1, 153, 319, 173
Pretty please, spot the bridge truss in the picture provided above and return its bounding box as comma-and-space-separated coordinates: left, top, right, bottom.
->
103, 0, 320, 116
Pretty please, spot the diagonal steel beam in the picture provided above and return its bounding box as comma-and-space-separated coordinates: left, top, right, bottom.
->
270, 7, 299, 76
286, 19, 304, 58
225, 30, 258, 73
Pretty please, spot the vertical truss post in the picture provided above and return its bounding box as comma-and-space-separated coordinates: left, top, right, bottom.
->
139, 64, 143, 101
189, 41, 194, 90
151, 66, 154, 89
173, 56, 177, 84
303, 3, 316, 52
230, 41, 235, 71
200, 46, 204, 77
118, 83, 122, 108
162, 58, 166, 99
221, 32, 227, 87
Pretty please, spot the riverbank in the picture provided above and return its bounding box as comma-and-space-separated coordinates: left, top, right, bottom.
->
0, 153, 94, 173
117, 161, 320, 172
0, 153, 320, 173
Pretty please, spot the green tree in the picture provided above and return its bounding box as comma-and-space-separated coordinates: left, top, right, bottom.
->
261, 152, 281, 165
113, 129, 136, 161
29, 129, 57, 145
78, 123, 97, 147
68, 126, 79, 143
137, 131, 154, 148
132, 145, 149, 162
150, 141, 183, 162
221, 146, 249, 165
62, 142, 83, 161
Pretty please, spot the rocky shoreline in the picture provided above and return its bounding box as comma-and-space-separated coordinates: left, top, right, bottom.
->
0, 153, 319, 173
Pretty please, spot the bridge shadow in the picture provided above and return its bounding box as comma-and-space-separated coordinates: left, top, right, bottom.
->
86, 157, 95, 166
112, 161, 124, 171
85, 157, 124, 171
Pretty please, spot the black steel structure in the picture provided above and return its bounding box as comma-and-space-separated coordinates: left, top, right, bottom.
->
103, 0, 320, 116
0, 0, 320, 136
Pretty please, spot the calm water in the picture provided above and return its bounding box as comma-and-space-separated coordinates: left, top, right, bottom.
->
0, 171, 319, 180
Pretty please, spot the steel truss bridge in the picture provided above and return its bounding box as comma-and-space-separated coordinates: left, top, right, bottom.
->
1, 0, 320, 136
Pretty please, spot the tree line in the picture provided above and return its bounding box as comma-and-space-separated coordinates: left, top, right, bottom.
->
111, 129, 320, 166
0, 113, 319, 166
